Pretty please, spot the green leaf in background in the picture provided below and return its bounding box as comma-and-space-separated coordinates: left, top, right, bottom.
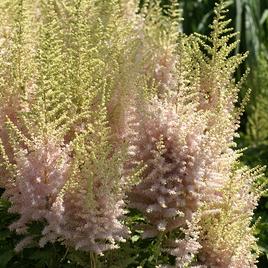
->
260, 9, 268, 25
0, 250, 15, 268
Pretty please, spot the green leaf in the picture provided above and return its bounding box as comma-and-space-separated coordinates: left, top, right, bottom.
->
0, 250, 14, 268
260, 9, 268, 25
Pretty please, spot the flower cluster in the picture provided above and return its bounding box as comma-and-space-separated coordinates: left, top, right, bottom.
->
0, 0, 264, 267
3, 136, 70, 251
0, 0, 137, 255
122, 1, 263, 267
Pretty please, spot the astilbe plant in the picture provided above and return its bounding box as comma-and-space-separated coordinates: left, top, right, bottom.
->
0, 0, 264, 267
122, 0, 264, 267
0, 0, 141, 257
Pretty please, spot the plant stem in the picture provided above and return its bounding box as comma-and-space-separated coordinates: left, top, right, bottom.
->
90, 252, 98, 268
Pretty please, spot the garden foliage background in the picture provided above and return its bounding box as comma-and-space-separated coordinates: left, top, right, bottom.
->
1, 0, 268, 267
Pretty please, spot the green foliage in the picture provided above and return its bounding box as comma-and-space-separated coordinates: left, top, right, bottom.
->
179, 0, 268, 62
243, 52, 268, 146
100, 213, 176, 268
0, 195, 83, 268
0, 199, 175, 268
238, 51, 268, 267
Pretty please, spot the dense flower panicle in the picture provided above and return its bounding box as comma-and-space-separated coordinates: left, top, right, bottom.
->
121, 0, 179, 96
124, 94, 260, 267
126, 97, 206, 235
0, 0, 135, 255
125, 96, 232, 238
43, 180, 128, 254
40, 111, 132, 253
2, 137, 70, 238
196, 166, 262, 268
123, 1, 262, 267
